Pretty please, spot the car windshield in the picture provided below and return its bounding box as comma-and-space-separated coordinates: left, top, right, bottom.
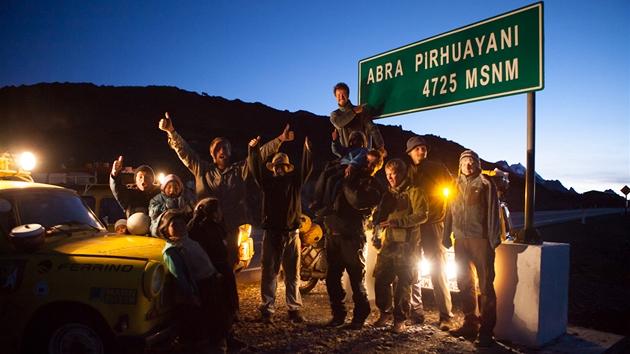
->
4, 190, 105, 235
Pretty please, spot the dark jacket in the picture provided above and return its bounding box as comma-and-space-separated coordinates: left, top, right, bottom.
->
167, 131, 281, 232
330, 100, 384, 149
325, 172, 384, 237
408, 159, 453, 224
248, 142, 313, 231
110, 175, 159, 218
443, 171, 502, 249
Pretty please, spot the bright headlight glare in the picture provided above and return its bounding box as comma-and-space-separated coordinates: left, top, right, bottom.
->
419, 258, 430, 276
446, 262, 457, 280
19, 152, 36, 171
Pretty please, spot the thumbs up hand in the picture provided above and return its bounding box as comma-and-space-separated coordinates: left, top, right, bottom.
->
159, 112, 175, 134
112, 156, 123, 177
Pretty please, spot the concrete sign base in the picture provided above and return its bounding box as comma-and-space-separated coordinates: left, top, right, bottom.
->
495, 241, 570, 346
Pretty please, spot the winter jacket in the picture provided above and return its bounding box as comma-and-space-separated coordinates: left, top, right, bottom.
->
162, 241, 199, 305
248, 142, 313, 231
331, 139, 368, 168
167, 131, 281, 232
110, 175, 159, 218
324, 172, 384, 237
443, 171, 502, 249
330, 100, 384, 149
408, 159, 453, 224
375, 177, 428, 245
148, 189, 197, 236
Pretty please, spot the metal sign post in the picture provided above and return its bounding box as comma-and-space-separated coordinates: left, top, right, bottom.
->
621, 185, 630, 215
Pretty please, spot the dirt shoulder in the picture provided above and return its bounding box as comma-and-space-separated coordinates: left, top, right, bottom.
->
150, 212, 630, 353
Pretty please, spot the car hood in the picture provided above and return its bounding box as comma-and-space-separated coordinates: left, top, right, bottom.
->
38, 232, 166, 260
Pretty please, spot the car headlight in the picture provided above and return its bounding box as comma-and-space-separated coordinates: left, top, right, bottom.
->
143, 261, 165, 298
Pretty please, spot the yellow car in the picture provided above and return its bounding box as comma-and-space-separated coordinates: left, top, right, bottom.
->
0, 179, 176, 353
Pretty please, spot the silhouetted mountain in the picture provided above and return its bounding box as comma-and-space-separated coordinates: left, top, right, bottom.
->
0, 83, 623, 212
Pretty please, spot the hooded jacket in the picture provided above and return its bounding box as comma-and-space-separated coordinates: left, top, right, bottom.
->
443, 171, 502, 249
375, 177, 428, 246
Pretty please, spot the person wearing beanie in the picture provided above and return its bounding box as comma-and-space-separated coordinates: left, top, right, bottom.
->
405, 135, 455, 330
159, 112, 294, 274
148, 173, 197, 236
109, 155, 159, 218
443, 149, 501, 348
114, 219, 127, 234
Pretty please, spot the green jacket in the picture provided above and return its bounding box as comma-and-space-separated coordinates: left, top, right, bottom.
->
376, 178, 428, 246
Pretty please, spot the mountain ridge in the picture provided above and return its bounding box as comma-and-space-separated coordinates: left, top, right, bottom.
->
0, 82, 623, 212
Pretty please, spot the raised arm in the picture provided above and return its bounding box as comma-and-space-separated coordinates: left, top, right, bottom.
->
247, 136, 263, 188
159, 112, 204, 175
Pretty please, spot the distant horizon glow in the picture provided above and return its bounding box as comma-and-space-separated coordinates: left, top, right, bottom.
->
1, 0, 628, 195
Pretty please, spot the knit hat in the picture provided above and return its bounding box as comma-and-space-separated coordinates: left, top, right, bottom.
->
459, 150, 481, 169
134, 165, 155, 182
405, 136, 431, 153
266, 153, 294, 172
114, 219, 127, 229
161, 174, 183, 193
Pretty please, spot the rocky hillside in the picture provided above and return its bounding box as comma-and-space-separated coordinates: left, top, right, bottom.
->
0, 83, 623, 212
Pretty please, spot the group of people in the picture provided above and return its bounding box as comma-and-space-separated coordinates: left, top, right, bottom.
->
107, 82, 502, 352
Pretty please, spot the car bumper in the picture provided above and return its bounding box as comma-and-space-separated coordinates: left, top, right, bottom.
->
115, 320, 179, 350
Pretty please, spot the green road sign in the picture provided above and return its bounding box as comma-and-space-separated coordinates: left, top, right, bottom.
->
359, 2, 544, 119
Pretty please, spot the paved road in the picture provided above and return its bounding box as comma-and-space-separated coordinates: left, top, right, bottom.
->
510, 207, 623, 228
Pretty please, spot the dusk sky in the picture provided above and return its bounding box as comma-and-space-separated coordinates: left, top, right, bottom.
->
1, 0, 628, 195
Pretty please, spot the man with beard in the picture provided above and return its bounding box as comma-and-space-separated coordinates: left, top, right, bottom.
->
159, 112, 294, 273
330, 82, 386, 157
323, 149, 384, 330
248, 136, 312, 324
405, 136, 454, 330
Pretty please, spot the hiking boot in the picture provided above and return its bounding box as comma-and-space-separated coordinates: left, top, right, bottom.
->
438, 317, 452, 331
392, 321, 406, 333
288, 310, 306, 323
449, 321, 479, 337
345, 321, 365, 330
408, 313, 425, 325
373, 313, 393, 327
260, 312, 274, 324
326, 316, 346, 327
474, 333, 495, 347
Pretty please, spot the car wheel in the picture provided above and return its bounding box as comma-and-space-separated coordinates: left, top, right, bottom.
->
27, 310, 114, 354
